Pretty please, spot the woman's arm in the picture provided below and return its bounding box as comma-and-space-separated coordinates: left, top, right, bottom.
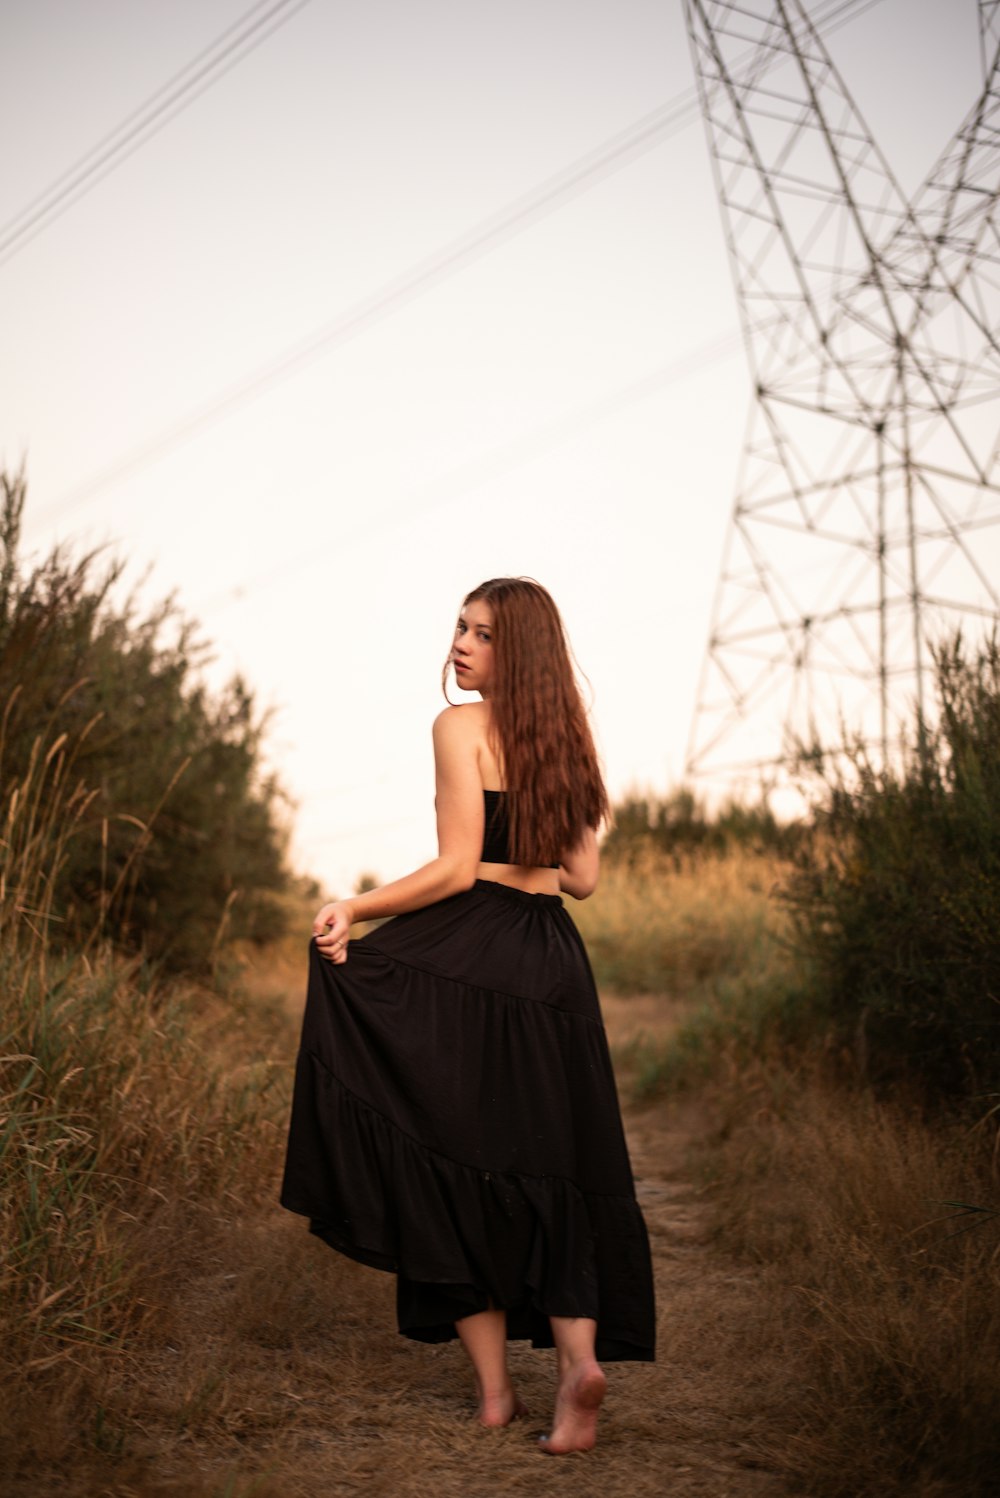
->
559, 824, 600, 900
313, 707, 483, 960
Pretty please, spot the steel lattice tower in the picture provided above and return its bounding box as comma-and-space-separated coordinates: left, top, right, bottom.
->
684, 0, 1000, 784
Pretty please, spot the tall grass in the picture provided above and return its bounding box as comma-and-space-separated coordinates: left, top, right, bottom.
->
577, 845, 806, 1098
0, 706, 293, 1472
588, 687, 1000, 1495
577, 845, 789, 999
694, 1065, 1000, 1496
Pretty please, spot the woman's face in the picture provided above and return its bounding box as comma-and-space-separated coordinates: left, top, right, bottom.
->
451, 600, 495, 697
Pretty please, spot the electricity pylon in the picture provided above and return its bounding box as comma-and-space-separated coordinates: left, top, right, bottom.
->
683, 0, 1000, 783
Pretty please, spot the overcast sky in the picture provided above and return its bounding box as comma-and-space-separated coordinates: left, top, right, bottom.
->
1, 0, 987, 892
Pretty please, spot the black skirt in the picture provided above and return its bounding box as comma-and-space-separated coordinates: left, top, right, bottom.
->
279, 879, 656, 1362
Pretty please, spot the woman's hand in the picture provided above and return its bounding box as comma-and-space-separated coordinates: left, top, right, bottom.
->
313, 899, 355, 963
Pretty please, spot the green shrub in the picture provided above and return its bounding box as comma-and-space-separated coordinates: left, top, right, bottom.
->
785, 631, 1000, 1098
0, 468, 291, 971
602, 783, 801, 863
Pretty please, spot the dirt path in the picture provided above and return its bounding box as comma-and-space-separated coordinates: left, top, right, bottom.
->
75, 987, 792, 1498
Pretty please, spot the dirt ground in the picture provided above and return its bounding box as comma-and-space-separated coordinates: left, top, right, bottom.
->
22, 988, 798, 1498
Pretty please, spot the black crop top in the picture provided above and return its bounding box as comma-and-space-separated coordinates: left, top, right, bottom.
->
481, 789, 560, 868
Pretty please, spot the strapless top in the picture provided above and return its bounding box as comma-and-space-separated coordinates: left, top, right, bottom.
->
481, 789, 560, 868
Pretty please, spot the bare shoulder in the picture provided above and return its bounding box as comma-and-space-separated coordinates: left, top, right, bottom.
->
433, 702, 490, 739
432, 705, 489, 797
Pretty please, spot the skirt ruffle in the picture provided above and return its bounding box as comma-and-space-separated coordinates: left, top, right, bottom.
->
280, 879, 655, 1362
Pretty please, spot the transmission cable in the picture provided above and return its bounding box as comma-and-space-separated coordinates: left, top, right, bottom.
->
32, 0, 885, 528
0, 0, 314, 266
190, 327, 748, 621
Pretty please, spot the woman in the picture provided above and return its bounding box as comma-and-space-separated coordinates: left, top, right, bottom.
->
280, 577, 655, 1454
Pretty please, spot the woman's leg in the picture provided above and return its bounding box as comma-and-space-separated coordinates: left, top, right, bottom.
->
540, 1315, 606, 1454
455, 1307, 527, 1426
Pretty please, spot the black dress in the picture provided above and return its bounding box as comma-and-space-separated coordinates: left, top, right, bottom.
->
279, 796, 656, 1363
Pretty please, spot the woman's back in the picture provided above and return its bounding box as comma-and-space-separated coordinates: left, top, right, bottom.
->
449, 698, 600, 898
454, 699, 564, 895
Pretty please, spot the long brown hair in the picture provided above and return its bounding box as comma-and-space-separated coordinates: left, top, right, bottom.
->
445, 577, 609, 865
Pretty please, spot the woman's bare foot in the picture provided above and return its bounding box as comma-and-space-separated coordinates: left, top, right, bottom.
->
539, 1358, 606, 1454
477, 1385, 529, 1427
458, 1306, 523, 1427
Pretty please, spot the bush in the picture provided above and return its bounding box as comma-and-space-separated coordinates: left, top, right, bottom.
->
785, 631, 1000, 1099
602, 784, 801, 864
0, 468, 292, 971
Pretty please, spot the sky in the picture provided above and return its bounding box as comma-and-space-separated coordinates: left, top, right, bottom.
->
1, 0, 989, 893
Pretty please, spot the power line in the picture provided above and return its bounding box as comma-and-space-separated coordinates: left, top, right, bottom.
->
1, 0, 278, 241
190, 327, 747, 621
0, 0, 313, 266
31, 0, 883, 529
32, 100, 705, 525
196, 238, 889, 624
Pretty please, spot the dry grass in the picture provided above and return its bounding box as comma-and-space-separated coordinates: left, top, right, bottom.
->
1, 855, 794, 1496
4, 947, 792, 1498
578, 848, 803, 1101
8, 814, 997, 1497
689, 1063, 1000, 1497
0, 943, 293, 1460
0, 720, 295, 1489
581, 846, 1000, 1495
575, 847, 789, 999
